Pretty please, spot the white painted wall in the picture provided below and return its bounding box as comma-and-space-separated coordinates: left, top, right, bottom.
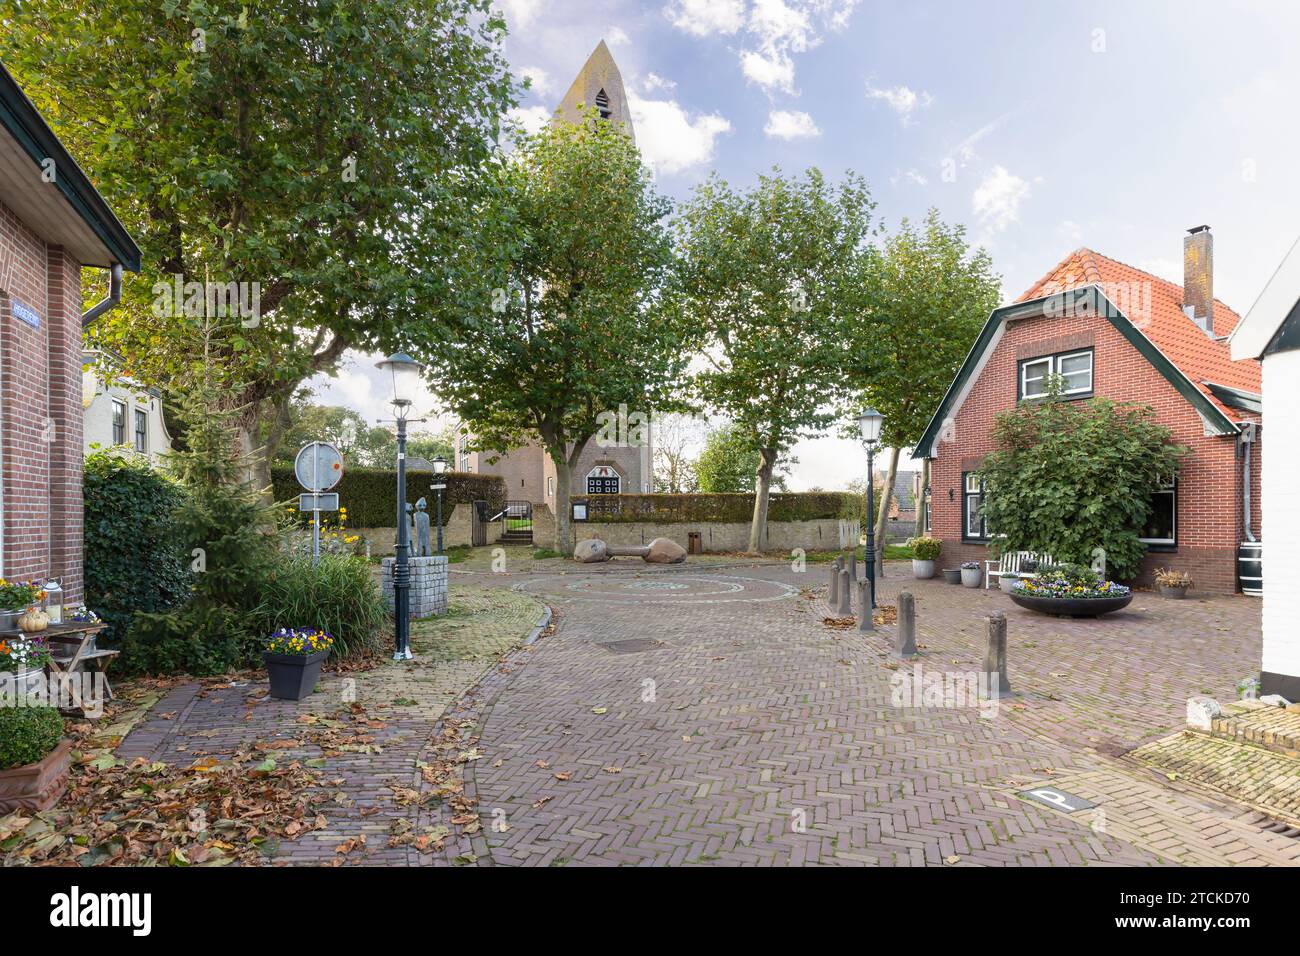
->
82, 367, 172, 465
1262, 349, 1300, 681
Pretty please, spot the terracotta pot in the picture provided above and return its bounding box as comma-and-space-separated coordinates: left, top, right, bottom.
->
0, 739, 71, 814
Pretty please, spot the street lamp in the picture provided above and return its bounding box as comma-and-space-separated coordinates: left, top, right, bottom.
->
376, 352, 423, 661
431, 455, 448, 555
857, 408, 884, 611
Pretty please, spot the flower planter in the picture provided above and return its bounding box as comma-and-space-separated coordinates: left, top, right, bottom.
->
1008, 591, 1133, 618
911, 559, 935, 580
960, 567, 982, 588
0, 610, 16, 631
2, 667, 46, 701
1158, 584, 1189, 600
942, 568, 962, 585
263, 649, 329, 701
0, 739, 71, 814
999, 574, 1019, 592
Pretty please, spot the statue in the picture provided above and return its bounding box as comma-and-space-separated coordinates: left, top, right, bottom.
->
413, 497, 432, 557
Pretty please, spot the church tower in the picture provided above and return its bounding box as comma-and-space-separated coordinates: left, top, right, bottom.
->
553, 40, 635, 143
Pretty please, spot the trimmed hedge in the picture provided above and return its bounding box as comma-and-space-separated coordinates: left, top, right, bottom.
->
270, 466, 505, 528
574, 492, 857, 524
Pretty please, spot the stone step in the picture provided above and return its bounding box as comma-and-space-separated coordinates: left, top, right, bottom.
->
1207, 700, 1300, 757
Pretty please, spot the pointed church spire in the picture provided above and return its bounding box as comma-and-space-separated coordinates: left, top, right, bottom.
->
554, 40, 635, 142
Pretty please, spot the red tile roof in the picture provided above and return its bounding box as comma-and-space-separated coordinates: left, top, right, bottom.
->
1017, 248, 1261, 419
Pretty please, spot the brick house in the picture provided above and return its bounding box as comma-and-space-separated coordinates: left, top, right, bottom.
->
917, 228, 1261, 593
0, 63, 141, 601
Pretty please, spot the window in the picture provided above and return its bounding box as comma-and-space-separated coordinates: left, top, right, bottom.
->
963, 473, 988, 540
923, 498, 932, 533
588, 475, 620, 494
547, 476, 554, 497
1140, 482, 1177, 546
134, 409, 147, 452
1019, 349, 1093, 399
111, 400, 125, 445
595, 88, 612, 120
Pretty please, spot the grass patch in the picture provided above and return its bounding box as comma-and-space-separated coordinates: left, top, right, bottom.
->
531, 548, 563, 561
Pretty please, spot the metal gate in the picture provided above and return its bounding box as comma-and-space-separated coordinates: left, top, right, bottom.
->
471, 500, 489, 547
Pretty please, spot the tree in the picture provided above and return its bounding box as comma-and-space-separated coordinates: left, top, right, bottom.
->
846, 210, 1001, 575
695, 422, 790, 493
1, 0, 515, 492
976, 382, 1188, 579
652, 413, 704, 493
406, 110, 694, 551
272, 397, 392, 468
405, 425, 457, 466
675, 169, 877, 551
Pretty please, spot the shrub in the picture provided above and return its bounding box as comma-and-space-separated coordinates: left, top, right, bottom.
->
572, 492, 854, 524
249, 555, 387, 661
83, 449, 191, 646
0, 706, 63, 770
270, 466, 505, 528
909, 536, 941, 561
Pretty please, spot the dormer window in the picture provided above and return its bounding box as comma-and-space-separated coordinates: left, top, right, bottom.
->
594, 88, 612, 121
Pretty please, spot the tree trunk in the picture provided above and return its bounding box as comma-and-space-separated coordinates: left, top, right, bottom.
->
553, 455, 573, 555
874, 446, 900, 578
748, 447, 777, 554
913, 457, 930, 539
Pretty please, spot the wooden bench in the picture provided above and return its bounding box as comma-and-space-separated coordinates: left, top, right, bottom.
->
985, 551, 1058, 589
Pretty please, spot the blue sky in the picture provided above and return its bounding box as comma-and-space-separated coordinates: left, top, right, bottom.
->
312, 0, 1300, 490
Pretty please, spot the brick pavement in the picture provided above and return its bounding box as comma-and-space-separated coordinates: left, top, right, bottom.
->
454, 561, 1298, 866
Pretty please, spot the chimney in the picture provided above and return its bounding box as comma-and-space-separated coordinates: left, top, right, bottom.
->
1183, 225, 1214, 336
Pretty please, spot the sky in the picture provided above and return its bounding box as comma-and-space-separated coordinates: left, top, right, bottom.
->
309, 0, 1300, 490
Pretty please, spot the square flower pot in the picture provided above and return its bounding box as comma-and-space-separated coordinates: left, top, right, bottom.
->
0, 739, 71, 814
263, 649, 329, 701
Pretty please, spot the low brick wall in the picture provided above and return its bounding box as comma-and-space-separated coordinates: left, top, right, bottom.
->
381, 554, 448, 618
549, 518, 859, 554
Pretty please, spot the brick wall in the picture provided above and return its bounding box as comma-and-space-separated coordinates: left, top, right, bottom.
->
930, 306, 1257, 594
0, 199, 85, 602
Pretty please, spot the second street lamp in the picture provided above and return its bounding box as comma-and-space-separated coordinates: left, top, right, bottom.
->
857, 408, 884, 611
376, 352, 423, 661
431, 454, 447, 555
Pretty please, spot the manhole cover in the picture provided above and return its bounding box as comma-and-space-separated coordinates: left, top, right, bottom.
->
599, 639, 666, 654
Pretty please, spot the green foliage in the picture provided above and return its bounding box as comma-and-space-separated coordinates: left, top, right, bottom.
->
673, 168, 877, 549
83, 449, 191, 647
695, 423, 789, 493
976, 390, 1188, 579
574, 492, 854, 523
909, 536, 942, 561
408, 109, 695, 553
250, 556, 386, 661
0, 706, 64, 771
269, 466, 505, 527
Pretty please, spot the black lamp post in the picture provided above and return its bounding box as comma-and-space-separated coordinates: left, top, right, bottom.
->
431, 455, 447, 555
376, 352, 423, 661
858, 408, 884, 610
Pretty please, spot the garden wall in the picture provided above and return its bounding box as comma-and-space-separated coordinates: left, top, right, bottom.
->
557, 518, 860, 554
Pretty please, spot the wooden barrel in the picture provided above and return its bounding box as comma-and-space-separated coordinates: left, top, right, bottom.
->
1238, 541, 1262, 596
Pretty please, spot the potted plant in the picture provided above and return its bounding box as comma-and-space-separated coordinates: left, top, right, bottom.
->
909, 537, 941, 579
1007, 564, 1133, 617
263, 628, 334, 701
1154, 567, 1191, 599
942, 568, 962, 584
0, 579, 45, 632
0, 706, 70, 814
960, 561, 982, 588
1, 633, 51, 700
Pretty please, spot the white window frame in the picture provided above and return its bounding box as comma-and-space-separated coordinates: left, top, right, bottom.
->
546, 476, 554, 497
112, 399, 126, 445
1139, 482, 1177, 546
1019, 349, 1093, 399
1019, 358, 1052, 399
134, 407, 148, 453
963, 473, 987, 540
586, 467, 621, 495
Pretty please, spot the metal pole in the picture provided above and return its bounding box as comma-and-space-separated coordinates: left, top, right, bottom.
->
312, 507, 320, 566
435, 485, 444, 555
866, 445, 876, 610
393, 417, 412, 661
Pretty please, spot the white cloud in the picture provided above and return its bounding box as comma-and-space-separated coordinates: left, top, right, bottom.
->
495, 0, 546, 29
307, 352, 442, 429
641, 72, 677, 94
606, 25, 631, 46
1059, 219, 1083, 244
628, 95, 731, 175
890, 168, 928, 187
507, 105, 552, 136
972, 166, 1031, 232
663, 0, 746, 36
519, 66, 552, 96
864, 82, 933, 124
741, 49, 796, 93
764, 109, 820, 139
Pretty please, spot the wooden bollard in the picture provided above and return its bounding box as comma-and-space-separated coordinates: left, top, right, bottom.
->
837, 568, 852, 616
894, 591, 917, 658
857, 581, 873, 631
984, 610, 1011, 698
829, 558, 841, 606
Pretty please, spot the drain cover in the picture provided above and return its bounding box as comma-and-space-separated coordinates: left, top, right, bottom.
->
599, 639, 666, 654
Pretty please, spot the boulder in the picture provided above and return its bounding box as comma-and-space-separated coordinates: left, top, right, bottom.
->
645, 537, 687, 564
1186, 695, 1222, 731
1260, 693, 1292, 708
574, 538, 610, 563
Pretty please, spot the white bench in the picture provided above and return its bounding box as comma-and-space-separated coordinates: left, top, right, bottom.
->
985, 551, 1058, 589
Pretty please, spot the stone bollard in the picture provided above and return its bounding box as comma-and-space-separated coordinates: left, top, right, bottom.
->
829, 557, 842, 606
983, 611, 1012, 698
837, 568, 852, 616
894, 591, 917, 658
857, 581, 873, 631
847, 550, 857, 582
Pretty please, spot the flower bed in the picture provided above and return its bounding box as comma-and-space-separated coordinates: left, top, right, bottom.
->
1008, 564, 1132, 617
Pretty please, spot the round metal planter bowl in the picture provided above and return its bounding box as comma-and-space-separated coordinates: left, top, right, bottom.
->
1008, 591, 1133, 618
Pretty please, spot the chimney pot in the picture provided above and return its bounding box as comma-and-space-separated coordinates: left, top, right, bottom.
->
1183, 225, 1214, 336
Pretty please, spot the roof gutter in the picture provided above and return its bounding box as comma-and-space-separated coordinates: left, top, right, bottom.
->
81, 262, 122, 327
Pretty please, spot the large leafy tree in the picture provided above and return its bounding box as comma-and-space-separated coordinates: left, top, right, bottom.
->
674, 169, 876, 551
695, 422, 789, 493
1, 0, 515, 490
846, 210, 1001, 573
405, 111, 694, 552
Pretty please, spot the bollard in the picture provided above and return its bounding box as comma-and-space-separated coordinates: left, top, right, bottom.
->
984, 610, 1011, 698
847, 550, 857, 582
829, 558, 842, 606
837, 568, 852, 616
894, 591, 917, 658
857, 581, 873, 631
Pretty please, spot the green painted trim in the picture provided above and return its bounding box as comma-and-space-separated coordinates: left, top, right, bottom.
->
0, 65, 141, 272
917, 284, 1238, 454
1202, 381, 1261, 415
